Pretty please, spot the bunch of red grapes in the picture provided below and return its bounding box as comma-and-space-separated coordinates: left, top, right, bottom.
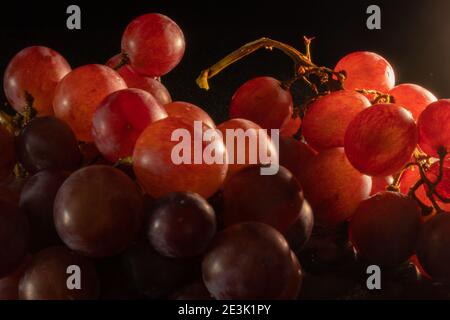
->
1, 12, 450, 300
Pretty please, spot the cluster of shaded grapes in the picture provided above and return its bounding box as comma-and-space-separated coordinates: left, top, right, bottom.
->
1, 11, 450, 301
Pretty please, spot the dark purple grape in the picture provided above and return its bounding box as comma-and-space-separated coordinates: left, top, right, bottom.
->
0, 200, 29, 277
122, 242, 198, 299
54, 165, 143, 257
202, 222, 303, 300
16, 116, 82, 173
0, 255, 30, 300
147, 192, 216, 258
18, 246, 99, 300
284, 199, 314, 252
416, 213, 450, 283
19, 170, 69, 252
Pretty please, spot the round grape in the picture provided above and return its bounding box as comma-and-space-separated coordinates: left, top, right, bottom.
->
16, 116, 81, 173
106, 54, 172, 105
300, 148, 372, 228
349, 191, 421, 266
417, 99, 450, 157
416, 213, 450, 283
302, 90, 371, 150
389, 83, 437, 120
334, 51, 395, 93
19, 170, 68, 252
92, 88, 168, 162
230, 77, 293, 130
344, 103, 418, 176
4, 46, 71, 116
133, 117, 227, 199
223, 165, 303, 232
121, 13, 185, 77
54, 165, 143, 257
18, 246, 99, 300
202, 222, 302, 300
147, 192, 216, 258
53, 64, 127, 142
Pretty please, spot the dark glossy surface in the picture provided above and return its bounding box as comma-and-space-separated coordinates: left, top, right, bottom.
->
202, 222, 303, 300
54, 165, 143, 257
18, 246, 99, 300
223, 165, 303, 233
147, 192, 216, 258
19, 170, 69, 252
16, 117, 82, 173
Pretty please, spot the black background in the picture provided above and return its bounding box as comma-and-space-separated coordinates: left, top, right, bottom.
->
0, 0, 449, 122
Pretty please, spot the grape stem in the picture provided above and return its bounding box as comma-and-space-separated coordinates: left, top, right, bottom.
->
112, 53, 130, 70
113, 156, 134, 168
407, 146, 449, 214
196, 37, 344, 91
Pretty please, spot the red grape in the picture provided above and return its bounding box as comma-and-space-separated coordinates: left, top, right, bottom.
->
344, 103, 418, 176
370, 175, 393, 195
280, 116, 301, 137
278, 136, 317, 183
133, 117, 228, 199
16, 116, 81, 173
349, 191, 421, 266
334, 51, 395, 93
147, 192, 216, 258
53, 64, 127, 142
217, 118, 277, 178
122, 241, 198, 299
417, 99, 450, 157
18, 246, 99, 300
389, 83, 437, 120
202, 222, 302, 300
300, 148, 372, 228
106, 54, 172, 105
416, 213, 450, 282
229, 77, 293, 130
223, 165, 304, 232
121, 13, 185, 77
92, 88, 167, 162
0, 200, 29, 277
284, 199, 314, 252
54, 165, 143, 257
165, 101, 216, 128
302, 90, 371, 150
19, 170, 69, 252
4, 46, 71, 116
0, 125, 15, 182
0, 256, 30, 300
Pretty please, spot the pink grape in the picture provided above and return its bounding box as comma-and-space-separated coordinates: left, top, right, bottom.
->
53, 64, 127, 142
106, 54, 172, 105
229, 77, 293, 130
300, 148, 372, 228
344, 104, 418, 176
389, 83, 437, 120
92, 88, 168, 162
334, 51, 395, 93
4, 46, 71, 116
121, 13, 185, 77
302, 90, 371, 150
417, 99, 450, 157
